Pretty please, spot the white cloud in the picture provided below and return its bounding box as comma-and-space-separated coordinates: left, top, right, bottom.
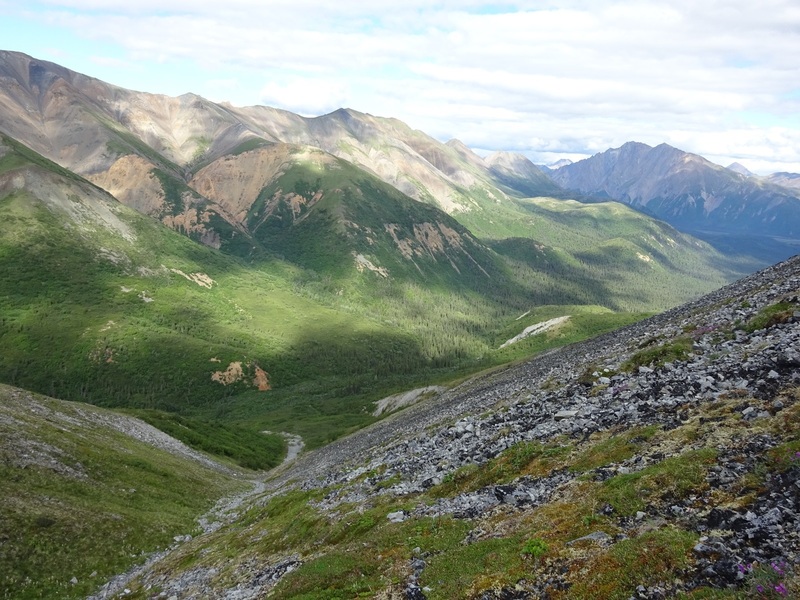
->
260, 79, 350, 116
7, 0, 800, 172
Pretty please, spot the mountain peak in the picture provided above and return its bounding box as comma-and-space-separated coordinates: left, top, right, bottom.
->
548, 158, 573, 169
727, 162, 755, 177
484, 150, 561, 196
485, 150, 533, 169
617, 140, 653, 152
320, 107, 365, 121
444, 139, 484, 163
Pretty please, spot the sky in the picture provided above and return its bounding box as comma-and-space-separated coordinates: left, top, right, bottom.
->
2, 1, 800, 174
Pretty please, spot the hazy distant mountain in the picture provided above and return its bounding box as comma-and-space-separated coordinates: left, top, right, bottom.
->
537, 159, 573, 175
550, 158, 573, 169
726, 162, 755, 177
484, 150, 562, 196
550, 142, 800, 246
766, 171, 800, 190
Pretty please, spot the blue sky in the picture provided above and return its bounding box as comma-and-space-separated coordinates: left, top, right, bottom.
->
2, 0, 800, 173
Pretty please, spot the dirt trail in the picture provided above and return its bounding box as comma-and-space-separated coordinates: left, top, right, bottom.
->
282, 433, 304, 464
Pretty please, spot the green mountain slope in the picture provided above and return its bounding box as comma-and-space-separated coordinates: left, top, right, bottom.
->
0, 384, 245, 600
191, 143, 504, 286
0, 135, 645, 450
0, 130, 746, 458
0, 134, 434, 451
487, 197, 759, 311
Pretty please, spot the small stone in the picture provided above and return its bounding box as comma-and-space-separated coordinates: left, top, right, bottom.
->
70, 577, 78, 585
693, 543, 712, 555
636, 511, 646, 521
387, 510, 407, 523
567, 531, 612, 546
554, 410, 578, 420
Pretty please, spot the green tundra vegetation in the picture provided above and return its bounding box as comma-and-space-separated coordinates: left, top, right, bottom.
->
0, 134, 750, 465
0, 385, 247, 600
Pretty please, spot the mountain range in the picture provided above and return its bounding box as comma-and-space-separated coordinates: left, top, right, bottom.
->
1, 47, 796, 446
3, 49, 799, 268
546, 141, 800, 263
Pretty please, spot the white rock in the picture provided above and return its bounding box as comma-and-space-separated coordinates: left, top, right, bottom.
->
554, 410, 578, 420
386, 510, 407, 523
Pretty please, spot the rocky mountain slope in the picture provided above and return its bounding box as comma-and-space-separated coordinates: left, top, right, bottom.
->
0, 50, 544, 226
95, 254, 800, 599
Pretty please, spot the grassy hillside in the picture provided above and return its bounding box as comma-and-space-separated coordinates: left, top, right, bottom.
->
460, 195, 753, 312
0, 384, 246, 600
0, 179, 415, 453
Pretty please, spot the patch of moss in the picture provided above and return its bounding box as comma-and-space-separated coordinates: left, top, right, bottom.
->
597, 448, 717, 515
566, 528, 697, 599
744, 300, 796, 333
569, 426, 660, 473
622, 336, 693, 371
